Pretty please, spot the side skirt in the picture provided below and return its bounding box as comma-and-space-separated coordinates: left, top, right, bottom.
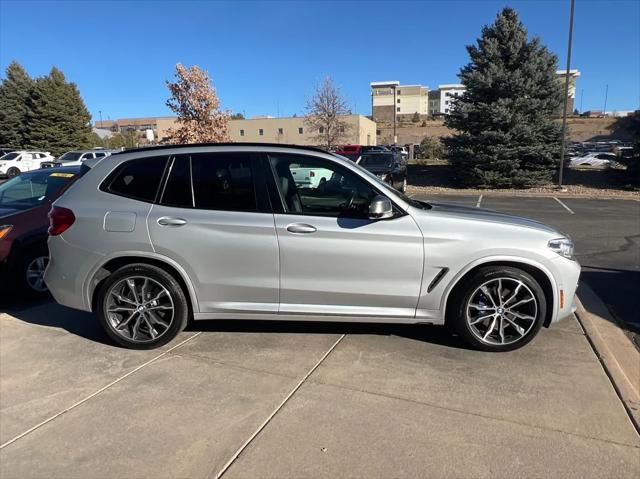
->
193, 311, 445, 325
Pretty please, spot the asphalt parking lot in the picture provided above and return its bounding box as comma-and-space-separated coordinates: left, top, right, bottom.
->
1, 194, 639, 478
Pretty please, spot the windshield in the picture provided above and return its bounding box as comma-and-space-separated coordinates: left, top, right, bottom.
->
345, 156, 427, 210
0, 170, 76, 211
360, 154, 394, 167
57, 152, 83, 162
0, 152, 19, 162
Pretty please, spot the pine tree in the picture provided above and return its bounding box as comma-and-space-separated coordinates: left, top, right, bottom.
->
444, 7, 564, 188
25, 67, 92, 156
0, 61, 34, 147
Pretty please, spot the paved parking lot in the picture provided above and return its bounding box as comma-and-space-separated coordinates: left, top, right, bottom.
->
1, 194, 639, 478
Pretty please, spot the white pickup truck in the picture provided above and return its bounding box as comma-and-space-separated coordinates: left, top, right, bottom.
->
289, 165, 334, 188
0, 151, 55, 178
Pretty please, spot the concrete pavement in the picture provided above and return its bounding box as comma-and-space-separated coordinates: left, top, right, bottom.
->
1, 301, 638, 478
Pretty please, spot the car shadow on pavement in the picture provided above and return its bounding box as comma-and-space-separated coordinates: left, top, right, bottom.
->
580, 266, 640, 335
1, 297, 468, 350
0, 296, 112, 346
187, 319, 469, 350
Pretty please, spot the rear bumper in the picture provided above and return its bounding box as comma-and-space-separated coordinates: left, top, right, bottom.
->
44, 235, 103, 312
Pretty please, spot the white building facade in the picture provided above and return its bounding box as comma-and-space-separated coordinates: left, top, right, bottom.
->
429, 84, 466, 115
371, 81, 429, 121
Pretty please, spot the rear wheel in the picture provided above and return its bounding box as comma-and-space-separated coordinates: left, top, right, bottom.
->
7, 167, 20, 178
96, 264, 188, 349
450, 266, 546, 352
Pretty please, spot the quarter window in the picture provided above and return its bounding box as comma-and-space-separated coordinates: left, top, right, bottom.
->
102, 156, 168, 202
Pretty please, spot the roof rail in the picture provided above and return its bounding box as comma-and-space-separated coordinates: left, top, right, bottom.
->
111, 142, 330, 156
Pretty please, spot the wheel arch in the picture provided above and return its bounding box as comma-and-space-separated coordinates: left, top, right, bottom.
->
88, 254, 199, 315
442, 258, 557, 328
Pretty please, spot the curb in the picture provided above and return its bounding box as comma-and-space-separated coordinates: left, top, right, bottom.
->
574, 283, 640, 434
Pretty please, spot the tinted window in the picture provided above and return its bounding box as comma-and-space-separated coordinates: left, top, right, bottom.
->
104, 156, 167, 202
1, 152, 19, 161
160, 155, 193, 208
57, 152, 82, 162
269, 154, 378, 218
190, 153, 256, 212
360, 154, 394, 167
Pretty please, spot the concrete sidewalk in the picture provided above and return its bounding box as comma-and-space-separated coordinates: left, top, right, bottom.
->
1, 301, 639, 478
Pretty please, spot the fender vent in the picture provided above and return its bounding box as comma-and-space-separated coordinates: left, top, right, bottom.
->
427, 267, 449, 293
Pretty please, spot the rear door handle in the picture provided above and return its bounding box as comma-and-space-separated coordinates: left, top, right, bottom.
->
157, 217, 187, 227
286, 223, 317, 234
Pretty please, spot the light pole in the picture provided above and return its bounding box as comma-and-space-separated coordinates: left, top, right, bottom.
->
603, 84, 609, 116
558, 0, 575, 190
393, 84, 397, 145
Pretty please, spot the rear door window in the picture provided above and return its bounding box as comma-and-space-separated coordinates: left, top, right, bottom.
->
102, 156, 168, 202
191, 153, 257, 211
159, 152, 258, 212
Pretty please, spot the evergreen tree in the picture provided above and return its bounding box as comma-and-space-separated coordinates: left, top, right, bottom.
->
25, 67, 92, 156
0, 61, 34, 147
444, 7, 564, 188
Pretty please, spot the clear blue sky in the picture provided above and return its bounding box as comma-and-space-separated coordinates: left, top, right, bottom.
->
1, 0, 638, 122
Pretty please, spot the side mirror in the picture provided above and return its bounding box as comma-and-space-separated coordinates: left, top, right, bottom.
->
369, 195, 394, 220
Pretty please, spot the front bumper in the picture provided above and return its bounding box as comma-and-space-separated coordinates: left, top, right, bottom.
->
551, 256, 581, 323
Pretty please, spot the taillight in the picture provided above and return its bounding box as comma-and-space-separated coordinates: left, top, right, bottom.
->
48, 206, 75, 236
309, 171, 315, 177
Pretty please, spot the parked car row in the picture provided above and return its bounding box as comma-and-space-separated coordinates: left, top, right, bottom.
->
0, 148, 119, 178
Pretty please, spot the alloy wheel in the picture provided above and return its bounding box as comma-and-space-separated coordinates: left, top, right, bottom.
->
26, 256, 49, 292
105, 276, 175, 343
465, 277, 538, 346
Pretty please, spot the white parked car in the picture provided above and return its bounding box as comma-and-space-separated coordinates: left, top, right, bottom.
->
0, 151, 54, 178
569, 152, 621, 169
41, 149, 117, 168
289, 165, 334, 188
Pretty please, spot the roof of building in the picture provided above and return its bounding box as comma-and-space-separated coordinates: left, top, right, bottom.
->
370, 81, 400, 87
438, 84, 465, 89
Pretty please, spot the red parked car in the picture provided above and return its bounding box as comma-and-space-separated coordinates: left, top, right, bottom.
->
334, 145, 389, 162
0, 166, 83, 296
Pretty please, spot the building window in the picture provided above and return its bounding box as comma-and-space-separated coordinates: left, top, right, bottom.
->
396, 107, 401, 112
397, 99, 401, 103
259, 129, 264, 136
278, 128, 284, 135
376, 129, 381, 135
319, 127, 324, 133
298, 127, 303, 134
397, 90, 401, 95
240, 129, 245, 137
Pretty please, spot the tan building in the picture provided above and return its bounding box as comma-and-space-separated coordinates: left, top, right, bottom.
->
96, 114, 376, 146
371, 81, 429, 122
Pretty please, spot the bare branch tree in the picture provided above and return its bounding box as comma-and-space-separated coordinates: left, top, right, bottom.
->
165, 63, 230, 144
304, 77, 351, 149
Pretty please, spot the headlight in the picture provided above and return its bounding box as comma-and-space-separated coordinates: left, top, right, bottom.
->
548, 238, 574, 259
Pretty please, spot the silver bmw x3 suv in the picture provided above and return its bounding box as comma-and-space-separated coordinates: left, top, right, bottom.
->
44, 143, 580, 351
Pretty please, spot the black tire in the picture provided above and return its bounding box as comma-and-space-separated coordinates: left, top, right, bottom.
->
19, 245, 50, 297
449, 266, 546, 352
7, 167, 20, 178
96, 263, 189, 350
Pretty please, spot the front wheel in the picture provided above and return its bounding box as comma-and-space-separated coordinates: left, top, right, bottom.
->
96, 264, 189, 349
450, 266, 546, 352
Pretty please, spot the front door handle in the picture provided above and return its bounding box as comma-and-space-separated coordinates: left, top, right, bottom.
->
286, 223, 317, 234
157, 217, 187, 227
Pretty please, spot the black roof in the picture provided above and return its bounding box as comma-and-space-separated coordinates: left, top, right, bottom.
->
113, 142, 330, 156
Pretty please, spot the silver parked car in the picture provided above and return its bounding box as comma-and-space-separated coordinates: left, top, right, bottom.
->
44, 144, 580, 351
